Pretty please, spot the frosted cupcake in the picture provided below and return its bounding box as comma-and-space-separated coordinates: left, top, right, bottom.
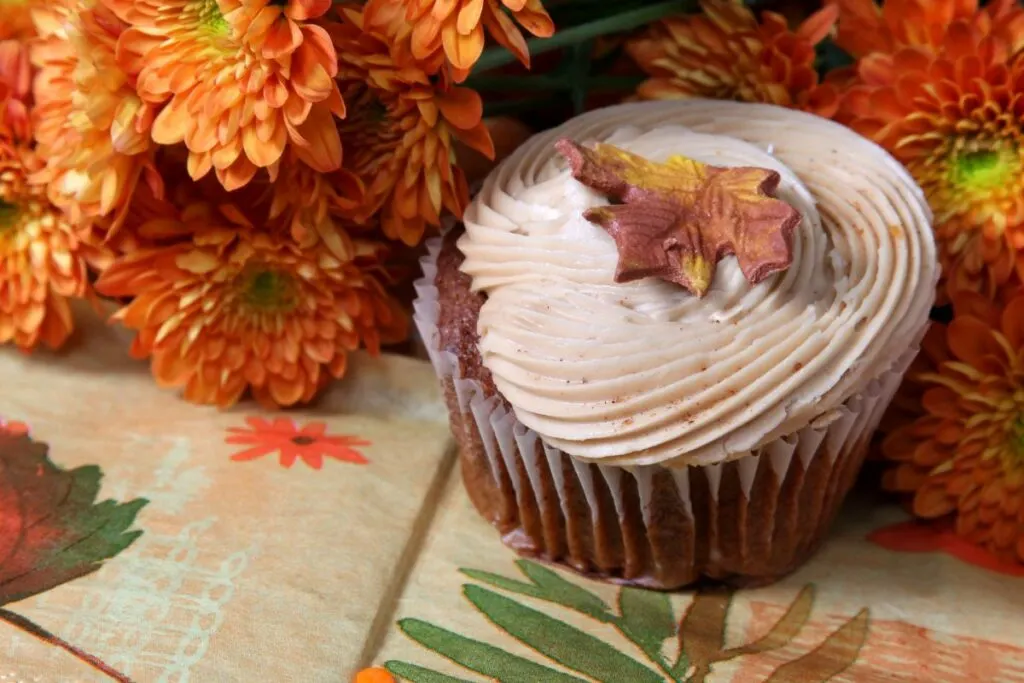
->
415, 100, 937, 588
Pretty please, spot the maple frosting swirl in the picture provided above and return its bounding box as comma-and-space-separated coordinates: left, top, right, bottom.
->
458, 100, 937, 467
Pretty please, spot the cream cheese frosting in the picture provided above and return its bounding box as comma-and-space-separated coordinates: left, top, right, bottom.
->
457, 100, 937, 468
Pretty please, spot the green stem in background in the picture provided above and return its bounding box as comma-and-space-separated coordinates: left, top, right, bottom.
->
568, 39, 594, 114
482, 95, 555, 117
0, 609, 135, 683
469, 74, 644, 91
473, 0, 698, 73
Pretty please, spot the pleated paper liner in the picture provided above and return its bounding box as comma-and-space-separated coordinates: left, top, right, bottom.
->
415, 234, 920, 589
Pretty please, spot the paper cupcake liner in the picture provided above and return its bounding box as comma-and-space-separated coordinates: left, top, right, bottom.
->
416, 236, 919, 589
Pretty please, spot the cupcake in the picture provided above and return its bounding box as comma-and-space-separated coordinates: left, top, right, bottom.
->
414, 100, 937, 589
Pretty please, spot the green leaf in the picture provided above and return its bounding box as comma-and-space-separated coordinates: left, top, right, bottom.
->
0, 434, 148, 606
398, 619, 587, 683
461, 561, 612, 621
764, 609, 870, 682
516, 560, 614, 620
385, 660, 477, 683
460, 569, 548, 600
617, 587, 676, 667
464, 585, 664, 683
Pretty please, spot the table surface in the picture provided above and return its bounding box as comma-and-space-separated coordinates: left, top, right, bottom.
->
3, 308, 1024, 683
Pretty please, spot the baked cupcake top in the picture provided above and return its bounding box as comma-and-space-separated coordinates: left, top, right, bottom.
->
457, 100, 937, 468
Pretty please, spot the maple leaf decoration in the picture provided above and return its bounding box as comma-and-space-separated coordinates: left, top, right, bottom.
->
555, 138, 802, 297
0, 431, 147, 606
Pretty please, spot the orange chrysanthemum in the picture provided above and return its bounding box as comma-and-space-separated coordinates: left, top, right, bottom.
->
227, 417, 370, 468
0, 138, 101, 351
0, 0, 39, 41
829, 0, 1024, 59
626, 0, 840, 116
363, 0, 553, 80
264, 151, 365, 260
103, 0, 346, 191
834, 0, 1024, 300
332, 7, 494, 246
883, 290, 1024, 564
94, 192, 408, 408
0, 40, 31, 141
31, 1, 159, 238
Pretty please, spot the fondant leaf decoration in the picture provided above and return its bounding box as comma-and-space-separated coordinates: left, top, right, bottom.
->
555, 138, 802, 297
0, 431, 147, 606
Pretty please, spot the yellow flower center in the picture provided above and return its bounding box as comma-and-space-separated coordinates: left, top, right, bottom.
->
197, 0, 230, 35
1008, 418, 1024, 464
950, 145, 1019, 192
341, 88, 402, 177
0, 199, 18, 232
242, 269, 297, 312
367, 98, 389, 125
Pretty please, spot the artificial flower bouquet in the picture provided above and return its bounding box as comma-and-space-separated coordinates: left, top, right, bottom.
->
2, 0, 1023, 569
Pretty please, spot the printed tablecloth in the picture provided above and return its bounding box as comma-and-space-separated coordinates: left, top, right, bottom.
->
2, 308, 1024, 682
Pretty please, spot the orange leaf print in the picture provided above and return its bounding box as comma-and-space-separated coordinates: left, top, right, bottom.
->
226, 417, 370, 470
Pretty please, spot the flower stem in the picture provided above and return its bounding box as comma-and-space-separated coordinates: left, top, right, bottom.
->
474, 0, 699, 73
469, 74, 644, 91
0, 608, 134, 683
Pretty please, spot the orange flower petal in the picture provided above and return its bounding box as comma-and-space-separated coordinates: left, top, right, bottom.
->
479, 12, 527, 70
293, 108, 342, 173
456, 120, 496, 160
914, 484, 956, 518
1000, 294, 1024, 349
457, 0, 484, 35
920, 386, 966, 420
441, 20, 485, 70
795, 3, 839, 45
437, 87, 483, 130
948, 317, 1005, 366
286, 0, 331, 22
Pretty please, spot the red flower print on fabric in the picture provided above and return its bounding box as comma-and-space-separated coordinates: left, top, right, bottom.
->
227, 417, 370, 470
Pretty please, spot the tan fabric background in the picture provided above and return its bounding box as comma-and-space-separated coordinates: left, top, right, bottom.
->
3, 307, 1024, 682
2, 308, 455, 681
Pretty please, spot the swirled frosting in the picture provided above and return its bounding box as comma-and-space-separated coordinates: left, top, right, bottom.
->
458, 100, 937, 468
